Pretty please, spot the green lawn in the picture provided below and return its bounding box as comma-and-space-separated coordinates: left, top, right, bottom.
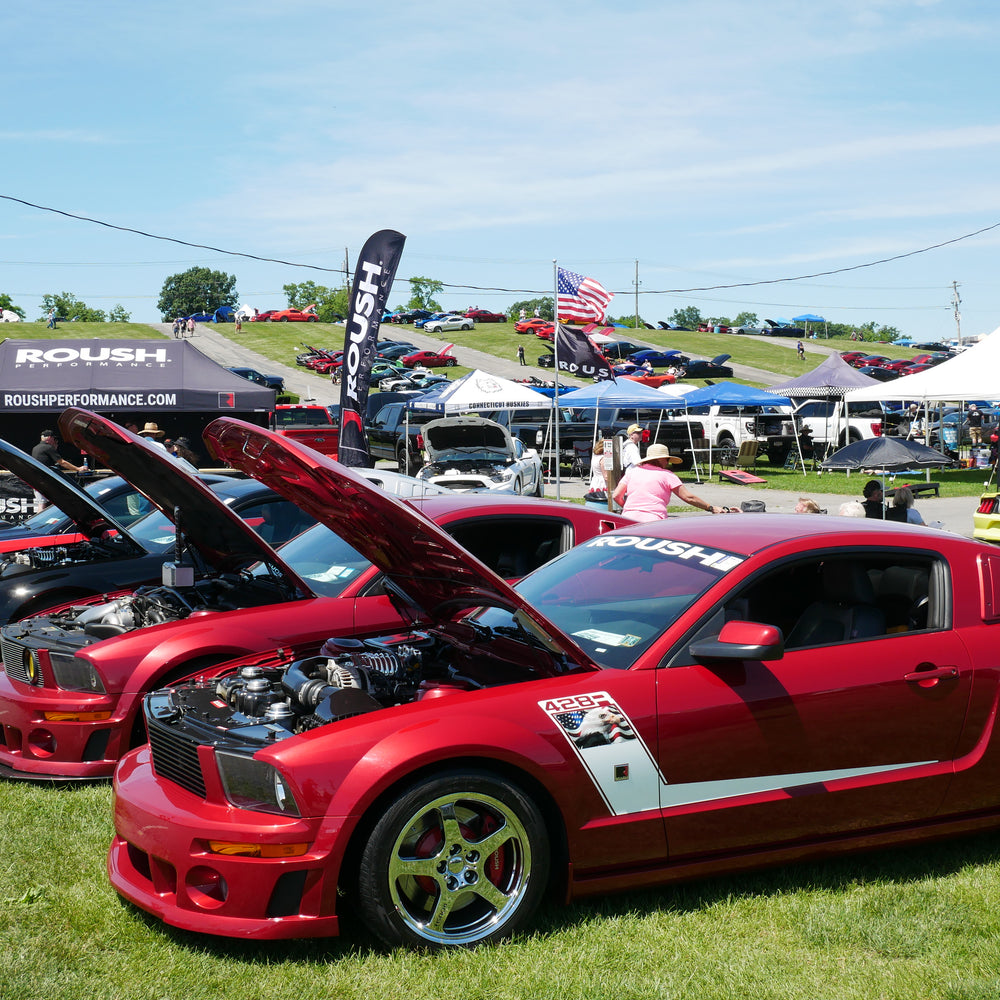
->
2, 778, 1000, 1000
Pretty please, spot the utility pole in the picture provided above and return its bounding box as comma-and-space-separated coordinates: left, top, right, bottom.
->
952, 281, 961, 346
633, 260, 640, 329
344, 248, 350, 285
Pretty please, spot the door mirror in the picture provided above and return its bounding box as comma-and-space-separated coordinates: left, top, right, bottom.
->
689, 620, 784, 664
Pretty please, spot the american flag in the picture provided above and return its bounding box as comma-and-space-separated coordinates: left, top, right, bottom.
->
557, 267, 614, 324
554, 711, 585, 734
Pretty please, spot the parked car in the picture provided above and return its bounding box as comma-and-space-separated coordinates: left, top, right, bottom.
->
252, 310, 278, 323
108, 457, 999, 949
269, 306, 319, 322
678, 354, 734, 379
416, 415, 544, 496
600, 340, 649, 360
226, 367, 285, 392
856, 366, 898, 382
413, 312, 449, 330
514, 318, 554, 336
377, 344, 419, 361
628, 349, 689, 368
423, 314, 474, 334
0, 416, 314, 639
464, 309, 506, 323
401, 349, 459, 368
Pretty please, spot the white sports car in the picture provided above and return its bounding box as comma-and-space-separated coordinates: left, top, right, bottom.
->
416, 415, 544, 496
423, 314, 474, 333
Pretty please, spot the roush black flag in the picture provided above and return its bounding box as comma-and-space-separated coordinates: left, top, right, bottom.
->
338, 229, 406, 467
554, 324, 615, 381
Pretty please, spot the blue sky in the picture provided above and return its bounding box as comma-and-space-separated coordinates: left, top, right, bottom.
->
2, 0, 999, 342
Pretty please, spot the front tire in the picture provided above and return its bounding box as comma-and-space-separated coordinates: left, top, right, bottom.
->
357, 770, 549, 948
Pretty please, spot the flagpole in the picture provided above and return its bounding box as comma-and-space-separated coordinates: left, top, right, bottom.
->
552, 259, 561, 501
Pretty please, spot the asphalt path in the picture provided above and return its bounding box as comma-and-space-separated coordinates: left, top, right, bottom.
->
161, 322, 982, 539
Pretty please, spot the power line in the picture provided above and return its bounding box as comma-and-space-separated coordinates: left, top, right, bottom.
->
3, 192, 998, 297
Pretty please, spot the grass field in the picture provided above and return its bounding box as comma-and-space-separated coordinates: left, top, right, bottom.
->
3, 776, 1000, 1000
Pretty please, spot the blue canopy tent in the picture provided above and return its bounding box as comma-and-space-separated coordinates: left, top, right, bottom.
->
679, 381, 798, 480
792, 313, 828, 338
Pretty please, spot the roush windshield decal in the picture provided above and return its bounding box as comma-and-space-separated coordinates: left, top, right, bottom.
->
582, 535, 744, 573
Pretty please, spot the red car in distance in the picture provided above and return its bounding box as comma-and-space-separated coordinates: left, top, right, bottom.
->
269, 305, 319, 322
465, 309, 507, 323
401, 349, 458, 368
514, 318, 555, 337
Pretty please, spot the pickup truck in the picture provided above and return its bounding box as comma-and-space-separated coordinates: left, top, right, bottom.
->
792, 400, 894, 453
268, 404, 339, 458
680, 403, 802, 465
365, 401, 443, 473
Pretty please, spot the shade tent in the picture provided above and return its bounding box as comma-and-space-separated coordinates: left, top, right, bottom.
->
845, 329, 1000, 402
681, 382, 792, 408
793, 314, 826, 324
559, 378, 682, 408
679, 381, 798, 480
0, 339, 275, 412
766, 353, 885, 398
407, 370, 550, 412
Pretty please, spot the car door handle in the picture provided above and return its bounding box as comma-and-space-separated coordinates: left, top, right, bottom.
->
904, 665, 958, 683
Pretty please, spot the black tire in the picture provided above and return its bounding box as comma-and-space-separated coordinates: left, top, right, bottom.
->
279, 316, 288, 322
447, 359, 457, 367
357, 769, 549, 948
512, 477, 522, 495
533, 473, 544, 497
397, 447, 413, 475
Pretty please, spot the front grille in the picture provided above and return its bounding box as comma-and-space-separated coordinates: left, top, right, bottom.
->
146, 716, 206, 798
2, 638, 29, 684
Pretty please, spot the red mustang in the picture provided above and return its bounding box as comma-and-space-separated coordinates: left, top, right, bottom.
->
108, 418, 1000, 949
269, 305, 319, 322
514, 318, 554, 337
400, 349, 458, 368
464, 309, 507, 323
0, 411, 624, 782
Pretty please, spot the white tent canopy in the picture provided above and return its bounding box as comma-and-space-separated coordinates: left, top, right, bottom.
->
408, 369, 550, 412
845, 329, 1000, 402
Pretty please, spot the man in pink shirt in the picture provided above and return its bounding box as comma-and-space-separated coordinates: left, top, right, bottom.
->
612, 444, 725, 521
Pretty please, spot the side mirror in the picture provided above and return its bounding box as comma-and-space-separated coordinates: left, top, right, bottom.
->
689, 620, 784, 664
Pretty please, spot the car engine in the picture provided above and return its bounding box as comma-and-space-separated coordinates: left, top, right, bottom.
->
147, 625, 563, 749
0, 537, 126, 575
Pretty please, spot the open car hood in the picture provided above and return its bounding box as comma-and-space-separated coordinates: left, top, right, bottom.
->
58, 408, 308, 585
0, 436, 135, 541
710, 354, 732, 366
203, 417, 596, 666
422, 416, 515, 461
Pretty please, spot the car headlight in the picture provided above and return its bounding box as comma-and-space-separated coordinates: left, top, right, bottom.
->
49, 651, 106, 693
216, 751, 300, 816
491, 468, 514, 482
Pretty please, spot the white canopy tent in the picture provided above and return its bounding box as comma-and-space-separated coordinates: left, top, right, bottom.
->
844, 329, 1000, 402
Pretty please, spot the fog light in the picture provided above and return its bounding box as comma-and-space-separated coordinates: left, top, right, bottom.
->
43, 711, 112, 722
185, 866, 228, 909
27, 728, 55, 757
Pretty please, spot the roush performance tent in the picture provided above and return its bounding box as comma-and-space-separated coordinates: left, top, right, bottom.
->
0, 339, 276, 460
0, 339, 275, 412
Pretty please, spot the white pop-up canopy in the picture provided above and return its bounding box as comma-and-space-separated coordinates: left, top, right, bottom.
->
845, 329, 1000, 402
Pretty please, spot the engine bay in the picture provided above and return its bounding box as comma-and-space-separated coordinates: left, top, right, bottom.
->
18, 571, 298, 646
0, 536, 129, 575
147, 625, 566, 749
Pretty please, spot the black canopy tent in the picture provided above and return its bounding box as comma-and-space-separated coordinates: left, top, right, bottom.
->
0, 339, 275, 460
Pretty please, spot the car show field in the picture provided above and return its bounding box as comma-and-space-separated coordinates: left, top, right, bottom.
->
1, 322, 998, 998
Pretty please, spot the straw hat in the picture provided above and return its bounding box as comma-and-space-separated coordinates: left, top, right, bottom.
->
626, 423, 642, 436
138, 422, 165, 438
638, 443, 682, 465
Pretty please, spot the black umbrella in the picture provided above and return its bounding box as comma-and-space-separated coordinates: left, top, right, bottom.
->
819, 436, 951, 472
820, 436, 951, 517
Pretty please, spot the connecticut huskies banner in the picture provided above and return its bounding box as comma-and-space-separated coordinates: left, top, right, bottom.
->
338, 230, 406, 468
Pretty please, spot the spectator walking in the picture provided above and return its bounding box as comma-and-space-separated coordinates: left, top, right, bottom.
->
517, 344, 526, 366
968, 403, 984, 446
796, 340, 805, 361
46, 308, 57, 329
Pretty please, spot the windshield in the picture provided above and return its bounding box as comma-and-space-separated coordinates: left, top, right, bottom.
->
17, 477, 154, 534
475, 533, 743, 669
250, 522, 372, 597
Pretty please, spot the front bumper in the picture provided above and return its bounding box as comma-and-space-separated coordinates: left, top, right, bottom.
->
0, 670, 126, 780
109, 746, 343, 940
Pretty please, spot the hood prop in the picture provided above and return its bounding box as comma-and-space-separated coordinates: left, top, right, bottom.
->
162, 504, 195, 587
